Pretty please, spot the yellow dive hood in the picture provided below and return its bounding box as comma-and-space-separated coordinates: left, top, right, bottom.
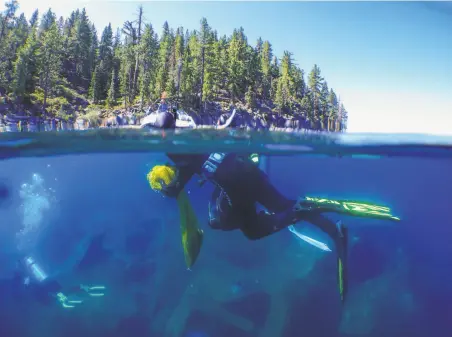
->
147, 165, 177, 191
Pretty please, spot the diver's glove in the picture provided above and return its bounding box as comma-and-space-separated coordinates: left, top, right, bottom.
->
160, 178, 182, 198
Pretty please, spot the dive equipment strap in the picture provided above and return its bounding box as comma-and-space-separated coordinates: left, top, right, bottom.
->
201, 152, 226, 180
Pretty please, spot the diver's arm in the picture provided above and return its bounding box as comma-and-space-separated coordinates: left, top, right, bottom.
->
161, 154, 207, 198
160, 164, 195, 198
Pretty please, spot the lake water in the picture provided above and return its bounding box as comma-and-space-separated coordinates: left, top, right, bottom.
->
0, 128, 451, 337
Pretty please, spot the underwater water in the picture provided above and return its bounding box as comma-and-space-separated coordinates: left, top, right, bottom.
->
0, 129, 452, 337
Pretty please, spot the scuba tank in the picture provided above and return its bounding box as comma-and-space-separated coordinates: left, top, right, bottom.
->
22, 256, 48, 283
201, 153, 227, 179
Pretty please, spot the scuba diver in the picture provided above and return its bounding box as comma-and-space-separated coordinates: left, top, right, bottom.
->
11, 255, 106, 309
146, 109, 400, 303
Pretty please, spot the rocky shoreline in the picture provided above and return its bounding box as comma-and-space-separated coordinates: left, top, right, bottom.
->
0, 99, 333, 133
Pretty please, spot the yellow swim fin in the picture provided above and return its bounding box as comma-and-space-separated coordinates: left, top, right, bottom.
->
177, 189, 203, 269
337, 223, 349, 304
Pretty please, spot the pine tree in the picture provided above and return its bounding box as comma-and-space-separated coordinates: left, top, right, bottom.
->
154, 21, 172, 98
275, 51, 295, 112
199, 18, 215, 104
88, 24, 98, 76
0, 30, 13, 89
0, 5, 349, 131
137, 23, 158, 106
319, 81, 329, 130
216, 35, 229, 95
99, 24, 113, 65
173, 27, 184, 97
119, 43, 134, 107
10, 13, 29, 60
38, 9, 56, 35
228, 27, 247, 102
109, 28, 121, 104
340, 103, 348, 132
300, 94, 313, 121
37, 22, 62, 109
29, 9, 39, 28
327, 88, 338, 131
57, 16, 64, 33
89, 62, 103, 103
0, 7, 29, 92
270, 56, 279, 101
308, 64, 324, 122
165, 35, 178, 98
180, 31, 199, 106
245, 43, 260, 108
0, 0, 18, 42
107, 68, 118, 106
12, 28, 38, 103
132, 5, 143, 98
260, 41, 272, 100
291, 66, 305, 102
67, 8, 93, 88
121, 12, 140, 103
96, 23, 114, 99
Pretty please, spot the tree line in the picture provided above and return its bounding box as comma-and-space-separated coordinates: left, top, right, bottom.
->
0, 1, 348, 131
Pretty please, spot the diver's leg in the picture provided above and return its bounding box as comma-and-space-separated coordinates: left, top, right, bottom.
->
243, 161, 294, 213
239, 192, 347, 243
239, 208, 296, 240
238, 208, 338, 241
239, 207, 349, 303
216, 155, 294, 213
303, 213, 344, 246
221, 157, 350, 301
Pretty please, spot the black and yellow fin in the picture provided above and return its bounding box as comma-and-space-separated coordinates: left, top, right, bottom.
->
338, 257, 346, 303
177, 189, 204, 269
337, 224, 349, 304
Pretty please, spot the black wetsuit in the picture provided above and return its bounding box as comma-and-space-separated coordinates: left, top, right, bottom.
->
165, 153, 342, 242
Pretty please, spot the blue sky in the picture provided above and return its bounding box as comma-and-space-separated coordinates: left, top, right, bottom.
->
4, 1, 452, 134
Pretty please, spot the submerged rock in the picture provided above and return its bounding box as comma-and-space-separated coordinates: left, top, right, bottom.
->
349, 236, 387, 284
339, 248, 417, 335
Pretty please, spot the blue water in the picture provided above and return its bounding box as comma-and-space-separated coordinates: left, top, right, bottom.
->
0, 130, 452, 337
